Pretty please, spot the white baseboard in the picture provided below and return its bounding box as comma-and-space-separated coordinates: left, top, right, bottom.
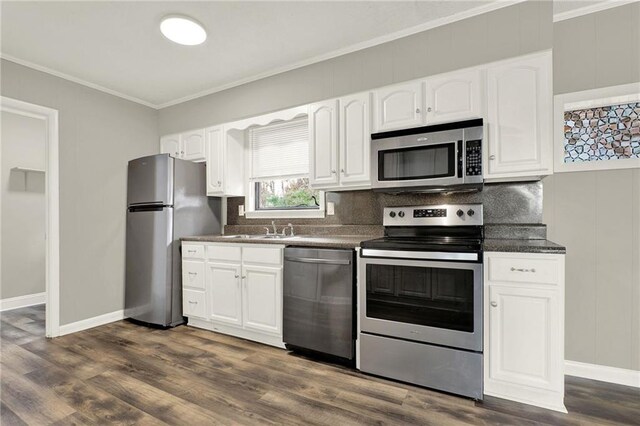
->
565, 360, 640, 388
0, 292, 46, 312
58, 309, 125, 336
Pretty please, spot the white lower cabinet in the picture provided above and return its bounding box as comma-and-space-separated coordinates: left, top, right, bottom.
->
182, 243, 284, 348
484, 252, 566, 413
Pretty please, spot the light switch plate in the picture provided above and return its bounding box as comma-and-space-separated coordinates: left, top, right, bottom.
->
238, 205, 245, 216
327, 202, 335, 215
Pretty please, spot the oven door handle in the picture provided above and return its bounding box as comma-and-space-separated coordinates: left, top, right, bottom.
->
360, 249, 478, 262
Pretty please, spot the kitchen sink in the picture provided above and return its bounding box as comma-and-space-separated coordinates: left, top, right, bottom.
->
220, 234, 298, 240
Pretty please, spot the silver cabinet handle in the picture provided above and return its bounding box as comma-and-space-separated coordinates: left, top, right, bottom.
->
235, 274, 240, 279
489, 155, 496, 160
511, 267, 536, 273
415, 108, 421, 114
331, 170, 337, 174
188, 272, 197, 275
188, 300, 198, 304
427, 107, 432, 112
217, 180, 221, 185
241, 276, 247, 279
340, 169, 345, 174
490, 301, 498, 307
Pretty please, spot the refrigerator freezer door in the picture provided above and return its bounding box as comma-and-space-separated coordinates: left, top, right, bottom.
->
127, 154, 174, 206
125, 206, 174, 326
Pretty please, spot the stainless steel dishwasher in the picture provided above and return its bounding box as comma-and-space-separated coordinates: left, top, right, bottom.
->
283, 247, 356, 362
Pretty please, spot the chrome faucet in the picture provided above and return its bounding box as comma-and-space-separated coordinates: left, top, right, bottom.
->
287, 223, 294, 237
264, 220, 278, 236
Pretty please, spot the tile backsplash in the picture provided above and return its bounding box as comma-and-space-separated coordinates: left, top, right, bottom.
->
226, 181, 543, 226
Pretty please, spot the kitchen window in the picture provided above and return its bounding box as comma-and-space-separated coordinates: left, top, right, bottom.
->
246, 117, 324, 218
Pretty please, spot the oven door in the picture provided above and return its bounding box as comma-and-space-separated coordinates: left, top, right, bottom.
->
359, 252, 482, 352
372, 130, 463, 190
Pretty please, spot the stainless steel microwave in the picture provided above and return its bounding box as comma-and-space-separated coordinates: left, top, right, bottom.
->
371, 119, 483, 192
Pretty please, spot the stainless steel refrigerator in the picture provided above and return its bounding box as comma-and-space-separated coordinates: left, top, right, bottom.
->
125, 154, 221, 327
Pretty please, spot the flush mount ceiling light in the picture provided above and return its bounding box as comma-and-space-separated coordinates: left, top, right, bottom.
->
160, 15, 207, 46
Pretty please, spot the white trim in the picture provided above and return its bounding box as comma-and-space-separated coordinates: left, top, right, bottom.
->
58, 309, 125, 336
187, 317, 285, 349
1, 97, 60, 338
553, 0, 638, 22
0, 293, 46, 312
0, 54, 157, 109
157, 0, 527, 109
554, 82, 640, 173
3, 1, 527, 110
565, 360, 640, 388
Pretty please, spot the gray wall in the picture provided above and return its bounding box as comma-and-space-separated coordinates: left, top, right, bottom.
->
1, 111, 46, 300
543, 2, 640, 371
158, 0, 552, 135
0, 59, 159, 325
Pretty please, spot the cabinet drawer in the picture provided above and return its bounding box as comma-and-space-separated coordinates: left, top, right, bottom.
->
183, 290, 206, 318
242, 246, 282, 266
207, 244, 242, 262
182, 260, 205, 289
182, 244, 204, 259
487, 255, 559, 286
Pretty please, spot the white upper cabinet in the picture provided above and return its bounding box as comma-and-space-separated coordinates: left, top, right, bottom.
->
160, 130, 206, 162
339, 92, 371, 186
160, 134, 181, 158
309, 100, 339, 187
373, 81, 424, 132
205, 126, 224, 195
485, 51, 553, 180
181, 129, 206, 161
205, 125, 244, 197
425, 69, 483, 125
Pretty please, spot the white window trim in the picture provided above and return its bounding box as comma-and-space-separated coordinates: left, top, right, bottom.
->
243, 116, 326, 219
554, 82, 640, 173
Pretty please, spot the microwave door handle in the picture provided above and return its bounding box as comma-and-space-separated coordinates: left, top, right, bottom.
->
458, 140, 463, 179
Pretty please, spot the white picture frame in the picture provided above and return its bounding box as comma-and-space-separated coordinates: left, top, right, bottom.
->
554, 82, 640, 173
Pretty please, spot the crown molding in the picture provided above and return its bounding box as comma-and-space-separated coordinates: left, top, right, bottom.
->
155, 0, 528, 109
553, 0, 638, 22
2, 0, 529, 110
0, 53, 158, 109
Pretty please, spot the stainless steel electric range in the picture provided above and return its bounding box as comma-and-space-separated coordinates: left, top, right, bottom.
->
359, 204, 484, 399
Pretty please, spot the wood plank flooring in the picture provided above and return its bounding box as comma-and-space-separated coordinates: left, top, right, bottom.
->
1, 305, 639, 425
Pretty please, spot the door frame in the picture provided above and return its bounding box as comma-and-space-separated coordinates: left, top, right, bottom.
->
1, 96, 60, 337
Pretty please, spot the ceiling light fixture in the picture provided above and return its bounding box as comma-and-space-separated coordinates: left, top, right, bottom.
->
160, 15, 207, 46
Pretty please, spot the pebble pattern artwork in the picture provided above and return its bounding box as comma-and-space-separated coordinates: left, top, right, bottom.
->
563, 102, 640, 163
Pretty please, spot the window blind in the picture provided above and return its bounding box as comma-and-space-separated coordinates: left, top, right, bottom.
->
249, 117, 309, 180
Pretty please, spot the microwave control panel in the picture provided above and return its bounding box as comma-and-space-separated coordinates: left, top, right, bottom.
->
465, 140, 482, 176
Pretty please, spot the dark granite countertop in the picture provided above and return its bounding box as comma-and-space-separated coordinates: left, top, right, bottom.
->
182, 234, 377, 249
483, 239, 566, 254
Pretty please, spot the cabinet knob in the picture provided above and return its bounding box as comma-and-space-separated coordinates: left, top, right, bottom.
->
188, 300, 198, 304
490, 301, 498, 307
340, 169, 345, 174
331, 170, 337, 174
241, 276, 247, 279
489, 155, 496, 160
415, 108, 421, 114
235, 274, 239, 278
217, 180, 221, 185
427, 107, 432, 113
181, 151, 184, 154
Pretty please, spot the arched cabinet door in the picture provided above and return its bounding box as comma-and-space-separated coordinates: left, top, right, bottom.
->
160, 134, 180, 158
425, 69, 483, 125
373, 81, 424, 132
309, 99, 339, 187
181, 129, 206, 161
485, 52, 553, 179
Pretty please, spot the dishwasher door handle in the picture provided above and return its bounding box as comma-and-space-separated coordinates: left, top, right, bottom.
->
284, 256, 351, 265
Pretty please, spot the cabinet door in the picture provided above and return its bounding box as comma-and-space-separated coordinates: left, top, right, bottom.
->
373, 81, 424, 132
242, 265, 282, 335
339, 92, 371, 186
206, 262, 242, 326
487, 285, 562, 391
309, 100, 339, 187
205, 126, 224, 195
160, 134, 181, 158
425, 69, 482, 125
486, 52, 552, 177
181, 129, 206, 161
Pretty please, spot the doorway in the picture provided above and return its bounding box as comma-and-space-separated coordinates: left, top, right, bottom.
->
0, 97, 59, 337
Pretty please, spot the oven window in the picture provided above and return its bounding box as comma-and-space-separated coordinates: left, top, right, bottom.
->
366, 264, 474, 332
378, 143, 455, 181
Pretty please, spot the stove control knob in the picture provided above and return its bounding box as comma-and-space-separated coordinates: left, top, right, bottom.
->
389, 211, 396, 218
456, 209, 464, 217
398, 211, 405, 218
467, 209, 475, 217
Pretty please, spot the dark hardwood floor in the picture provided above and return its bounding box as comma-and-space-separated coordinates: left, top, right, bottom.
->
1, 305, 638, 425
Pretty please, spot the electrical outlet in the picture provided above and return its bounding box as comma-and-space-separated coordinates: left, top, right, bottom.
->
238, 205, 245, 216
327, 202, 335, 215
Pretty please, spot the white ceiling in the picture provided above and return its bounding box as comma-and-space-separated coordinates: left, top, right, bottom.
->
0, 1, 620, 109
